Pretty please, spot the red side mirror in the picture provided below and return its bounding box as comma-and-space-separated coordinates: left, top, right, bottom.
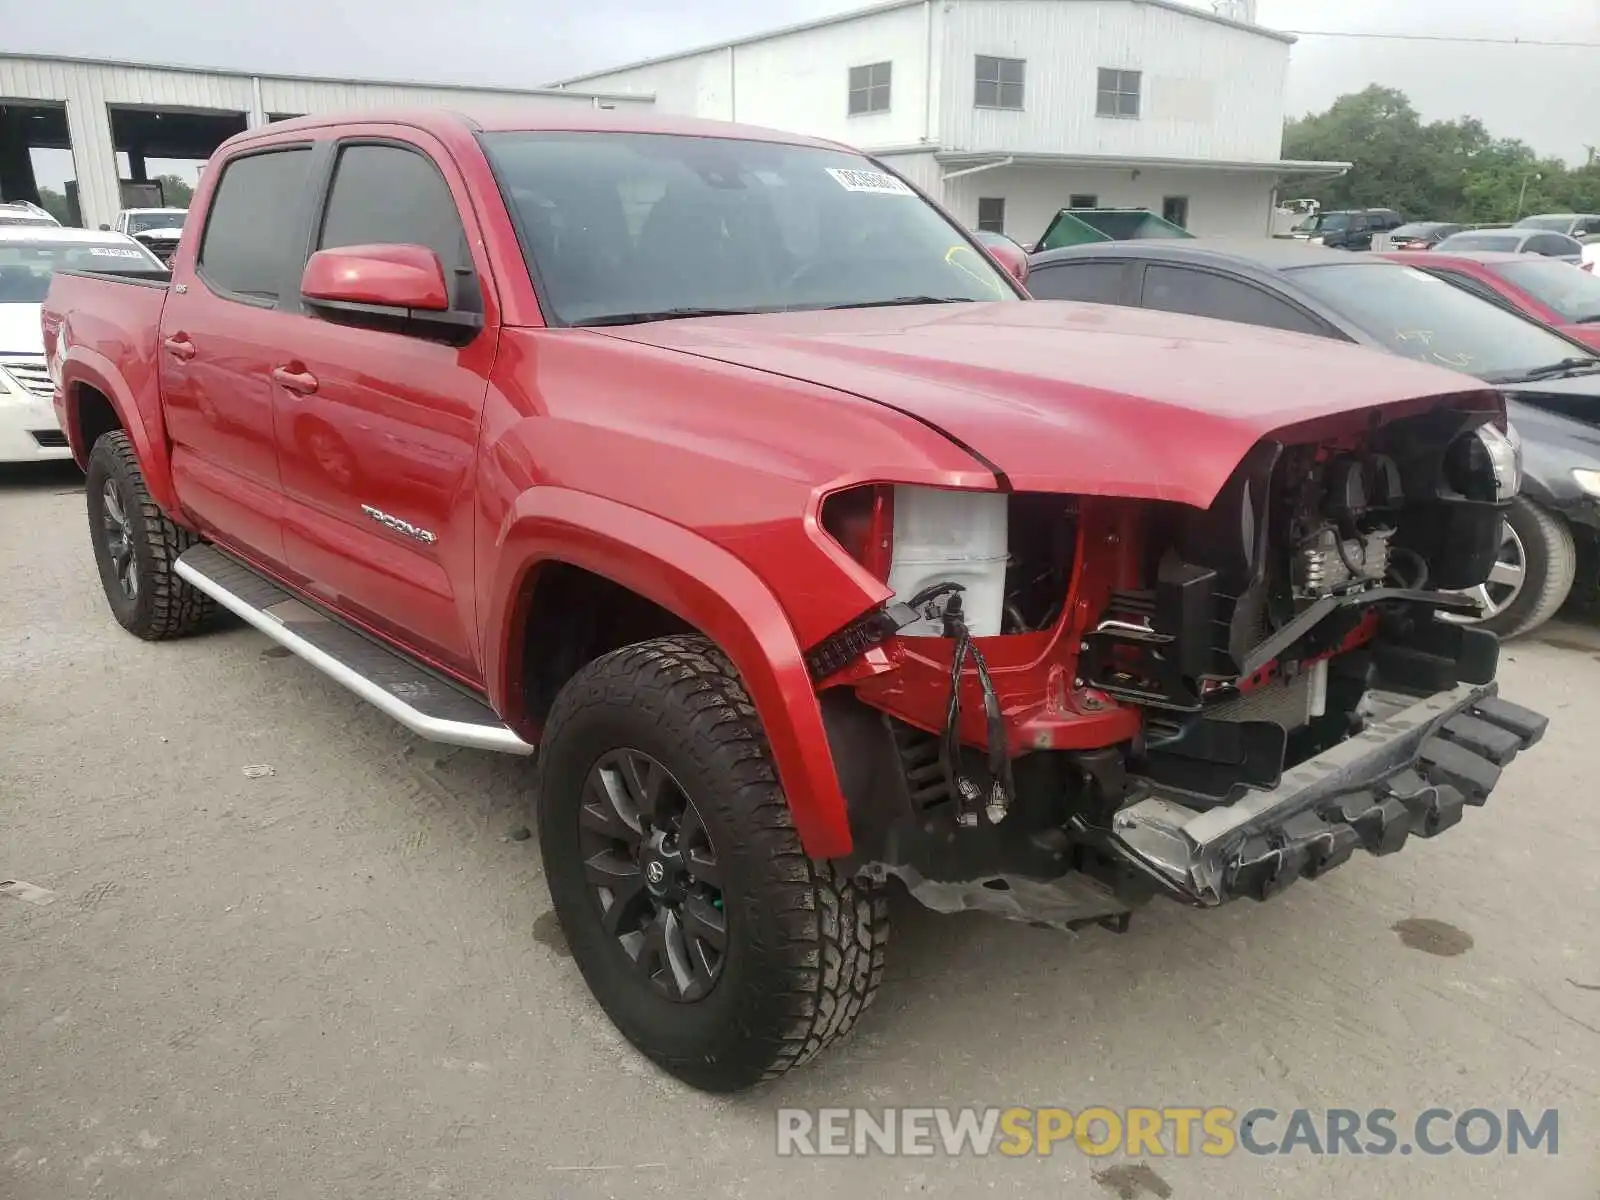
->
984, 239, 1030, 287
301, 243, 450, 312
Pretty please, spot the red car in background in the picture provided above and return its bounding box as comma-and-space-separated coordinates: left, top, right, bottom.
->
1381, 250, 1600, 350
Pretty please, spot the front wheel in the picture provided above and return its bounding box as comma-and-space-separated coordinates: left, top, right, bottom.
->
536, 634, 888, 1092
1445, 496, 1574, 640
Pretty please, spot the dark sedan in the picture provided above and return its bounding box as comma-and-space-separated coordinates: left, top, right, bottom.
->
1026, 237, 1600, 638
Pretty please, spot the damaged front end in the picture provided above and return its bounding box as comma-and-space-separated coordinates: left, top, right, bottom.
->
812, 399, 1549, 930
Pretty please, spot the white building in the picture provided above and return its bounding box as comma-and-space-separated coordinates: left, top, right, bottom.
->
551, 0, 1348, 246
0, 55, 649, 231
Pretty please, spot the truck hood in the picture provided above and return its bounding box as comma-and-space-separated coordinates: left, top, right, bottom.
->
0, 302, 43, 356
601, 302, 1497, 507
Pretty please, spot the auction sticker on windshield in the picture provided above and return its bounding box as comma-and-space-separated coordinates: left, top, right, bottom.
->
89, 247, 147, 259
826, 168, 914, 196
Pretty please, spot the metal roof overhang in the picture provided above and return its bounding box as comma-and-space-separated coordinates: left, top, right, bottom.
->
934, 150, 1352, 182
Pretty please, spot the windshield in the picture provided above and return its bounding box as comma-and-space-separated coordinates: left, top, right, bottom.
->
481, 132, 1015, 325
1391, 222, 1450, 239
0, 240, 163, 303
1287, 261, 1596, 382
127, 211, 186, 234
1493, 258, 1600, 323
1436, 232, 1522, 252
1513, 215, 1574, 233
1303, 213, 1350, 233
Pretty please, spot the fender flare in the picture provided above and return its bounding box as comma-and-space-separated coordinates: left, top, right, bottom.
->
61, 347, 182, 517
486, 487, 854, 859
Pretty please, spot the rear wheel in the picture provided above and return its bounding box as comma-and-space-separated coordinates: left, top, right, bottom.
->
536, 634, 888, 1092
1446, 496, 1574, 640
85, 431, 212, 640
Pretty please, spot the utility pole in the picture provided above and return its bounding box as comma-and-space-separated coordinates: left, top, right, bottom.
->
1515, 171, 1541, 219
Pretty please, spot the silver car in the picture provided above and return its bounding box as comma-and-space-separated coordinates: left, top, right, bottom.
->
1435, 228, 1584, 264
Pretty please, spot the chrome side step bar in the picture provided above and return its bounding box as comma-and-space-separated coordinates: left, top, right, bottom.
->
174, 543, 533, 755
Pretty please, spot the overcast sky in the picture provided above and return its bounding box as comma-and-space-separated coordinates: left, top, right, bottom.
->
3, 0, 1595, 167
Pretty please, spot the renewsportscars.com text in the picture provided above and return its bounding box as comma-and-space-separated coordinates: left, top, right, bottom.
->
775, 1106, 1560, 1158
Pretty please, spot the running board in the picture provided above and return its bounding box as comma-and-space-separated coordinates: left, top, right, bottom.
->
174, 543, 533, 755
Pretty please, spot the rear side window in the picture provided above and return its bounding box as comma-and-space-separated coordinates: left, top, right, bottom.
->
1526, 233, 1579, 258
319, 144, 468, 278
198, 148, 313, 300
1142, 265, 1327, 335
1026, 261, 1128, 304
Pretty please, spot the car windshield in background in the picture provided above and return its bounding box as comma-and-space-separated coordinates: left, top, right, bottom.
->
1436, 232, 1522, 252
1287, 261, 1596, 383
481, 131, 1015, 325
0, 241, 162, 303
1391, 222, 1452, 239
128, 211, 186, 234
1494, 258, 1600, 324
1304, 213, 1350, 233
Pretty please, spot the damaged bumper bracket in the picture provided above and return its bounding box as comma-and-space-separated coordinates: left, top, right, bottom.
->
1109, 684, 1548, 906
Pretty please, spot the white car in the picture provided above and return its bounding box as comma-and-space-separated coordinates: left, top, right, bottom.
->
0, 226, 165, 463
0, 201, 61, 228
110, 207, 188, 265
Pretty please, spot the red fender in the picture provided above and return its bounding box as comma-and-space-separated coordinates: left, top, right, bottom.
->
486, 487, 853, 859
60, 345, 183, 518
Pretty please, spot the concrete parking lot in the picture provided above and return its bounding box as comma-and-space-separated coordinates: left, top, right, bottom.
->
3, 461, 1598, 1200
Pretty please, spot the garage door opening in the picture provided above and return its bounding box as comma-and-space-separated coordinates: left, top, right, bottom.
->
0, 101, 79, 225
107, 104, 246, 213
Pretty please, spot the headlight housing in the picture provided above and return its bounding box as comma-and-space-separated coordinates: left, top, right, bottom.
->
1573, 468, 1600, 498
1443, 422, 1521, 502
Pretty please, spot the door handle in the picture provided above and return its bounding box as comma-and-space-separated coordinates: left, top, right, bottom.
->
162, 335, 195, 361
271, 366, 319, 395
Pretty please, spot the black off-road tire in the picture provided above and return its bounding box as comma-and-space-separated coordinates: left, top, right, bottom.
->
84, 431, 213, 640
537, 634, 888, 1092
1479, 497, 1575, 640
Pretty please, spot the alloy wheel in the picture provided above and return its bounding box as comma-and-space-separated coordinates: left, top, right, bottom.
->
101, 479, 138, 601
1443, 520, 1526, 623
578, 748, 726, 1002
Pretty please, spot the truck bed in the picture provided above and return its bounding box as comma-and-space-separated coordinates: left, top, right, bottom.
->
43, 267, 172, 472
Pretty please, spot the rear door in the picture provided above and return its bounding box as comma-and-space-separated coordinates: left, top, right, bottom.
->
160, 139, 317, 568
271, 129, 499, 680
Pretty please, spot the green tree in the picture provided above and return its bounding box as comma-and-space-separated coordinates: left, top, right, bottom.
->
1281, 86, 1596, 225
155, 173, 193, 208
35, 185, 74, 225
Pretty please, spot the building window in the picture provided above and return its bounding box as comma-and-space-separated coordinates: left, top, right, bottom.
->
848, 62, 892, 115
977, 197, 1006, 234
1162, 196, 1189, 228
1069, 193, 1098, 209
1096, 68, 1141, 118
975, 56, 1025, 109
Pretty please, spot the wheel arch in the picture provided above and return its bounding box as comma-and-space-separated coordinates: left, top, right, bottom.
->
60, 348, 181, 516
487, 487, 853, 859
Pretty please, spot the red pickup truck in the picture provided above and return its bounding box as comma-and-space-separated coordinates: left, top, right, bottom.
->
44, 108, 1546, 1092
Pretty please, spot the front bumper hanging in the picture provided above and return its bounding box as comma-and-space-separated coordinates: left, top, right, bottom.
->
1108, 681, 1548, 906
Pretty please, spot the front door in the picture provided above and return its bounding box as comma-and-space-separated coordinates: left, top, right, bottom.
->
273, 133, 498, 681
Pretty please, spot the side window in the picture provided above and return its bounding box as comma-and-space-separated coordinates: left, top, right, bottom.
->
1142, 265, 1326, 335
1026, 261, 1129, 304
197, 147, 314, 300
1528, 234, 1575, 257
1348, 214, 1370, 233
318, 143, 469, 296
